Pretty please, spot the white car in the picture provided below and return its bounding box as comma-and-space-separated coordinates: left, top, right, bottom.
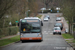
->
45, 15, 50, 19
56, 17, 61, 21
65, 29, 68, 33
43, 17, 48, 21
53, 27, 61, 35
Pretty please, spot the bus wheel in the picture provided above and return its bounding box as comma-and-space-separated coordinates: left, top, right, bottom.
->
21, 41, 24, 43
53, 33, 55, 35
39, 40, 42, 42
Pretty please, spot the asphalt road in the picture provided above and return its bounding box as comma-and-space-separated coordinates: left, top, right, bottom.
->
0, 13, 73, 50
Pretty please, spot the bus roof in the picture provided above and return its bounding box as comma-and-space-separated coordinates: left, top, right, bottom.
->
20, 17, 41, 21
24, 17, 41, 21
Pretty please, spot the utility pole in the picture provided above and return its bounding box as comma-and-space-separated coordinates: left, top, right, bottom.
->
44, 0, 45, 8
26, 0, 29, 17
72, 17, 73, 35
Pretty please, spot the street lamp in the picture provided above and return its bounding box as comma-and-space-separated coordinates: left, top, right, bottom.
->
18, 12, 20, 20
26, 10, 30, 17
49, 9, 51, 13
56, 7, 60, 13
9, 15, 12, 26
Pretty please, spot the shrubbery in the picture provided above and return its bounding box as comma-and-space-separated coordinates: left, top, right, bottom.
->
0, 27, 19, 38
39, 10, 57, 13
39, 7, 61, 13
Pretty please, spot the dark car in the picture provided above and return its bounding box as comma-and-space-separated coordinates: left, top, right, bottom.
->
54, 23, 63, 30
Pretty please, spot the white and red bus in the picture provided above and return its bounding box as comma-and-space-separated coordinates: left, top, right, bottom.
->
18, 17, 43, 42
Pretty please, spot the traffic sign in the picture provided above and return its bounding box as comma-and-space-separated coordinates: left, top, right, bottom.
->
15, 21, 18, 23
51, 10, 52, 12
57, 10, 59, 13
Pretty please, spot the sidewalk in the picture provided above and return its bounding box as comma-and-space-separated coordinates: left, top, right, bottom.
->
0, 32, 20, 40
59, 17, 68, 32
61, 17, 68, 29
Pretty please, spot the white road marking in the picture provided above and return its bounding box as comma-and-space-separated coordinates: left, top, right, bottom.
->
48, 31, 50, 32
43, 33, 53, 35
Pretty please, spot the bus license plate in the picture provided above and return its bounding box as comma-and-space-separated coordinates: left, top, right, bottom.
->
29, 38, 32, 40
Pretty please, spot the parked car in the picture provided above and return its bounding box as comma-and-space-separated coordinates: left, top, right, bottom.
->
54, 23, 63, 30
65, 28, 68, 33
45, 15, 50, 19
53, 27, 61, 35
56, 17, 61, 21
43, 17, 48, 21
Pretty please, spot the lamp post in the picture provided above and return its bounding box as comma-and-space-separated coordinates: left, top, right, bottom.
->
49, 9, 51, 13
44, 0, 45, 8
9, 15, 12, 27
26, 10, 30, 17
56, 7, 60, 13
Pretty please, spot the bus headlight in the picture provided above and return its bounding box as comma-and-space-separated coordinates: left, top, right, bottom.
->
21, 34, 24, 37
38, 34, 41, 37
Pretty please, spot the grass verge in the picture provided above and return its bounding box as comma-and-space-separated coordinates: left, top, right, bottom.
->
36, 15, 42, 18
62, 34, 75, 43
62, 34, 73, 39
73, 40, 75, 43
0, 35, 20, 47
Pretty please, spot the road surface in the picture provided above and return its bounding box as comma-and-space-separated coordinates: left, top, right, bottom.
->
0, 13, 73, 50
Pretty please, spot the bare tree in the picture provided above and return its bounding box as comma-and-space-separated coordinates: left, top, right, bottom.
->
61, 0, 75, 34
41, 0, 52, 9
0, 0, 16, 19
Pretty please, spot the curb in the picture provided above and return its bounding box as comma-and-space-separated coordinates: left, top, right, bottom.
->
62, 36, 74, 50
67, 42, 75, 50
65, 41, 75, 50
0, 41, 20, 48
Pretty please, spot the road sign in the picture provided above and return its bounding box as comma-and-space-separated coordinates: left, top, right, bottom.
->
15, 21, 18, 23
51, 10, 52, 12
57, 10, 59, 13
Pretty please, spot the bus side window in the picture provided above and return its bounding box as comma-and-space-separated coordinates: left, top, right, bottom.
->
41, 21, 43, 26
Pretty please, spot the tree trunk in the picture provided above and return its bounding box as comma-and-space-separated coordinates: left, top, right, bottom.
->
46, 4, 48, 9
68, 21, 71, 34
3, 19, 5, 28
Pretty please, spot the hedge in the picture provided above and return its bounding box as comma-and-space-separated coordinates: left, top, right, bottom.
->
0, 26, 19, 38
39, 10, 61, 13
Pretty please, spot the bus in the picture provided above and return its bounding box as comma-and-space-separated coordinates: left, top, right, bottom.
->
18, 17, 43, 42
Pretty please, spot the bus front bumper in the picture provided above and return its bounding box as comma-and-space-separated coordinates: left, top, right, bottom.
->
20, 37, 42, 40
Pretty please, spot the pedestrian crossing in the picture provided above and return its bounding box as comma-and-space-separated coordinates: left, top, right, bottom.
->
43, 30, 65, 34
43, 31, 53, 34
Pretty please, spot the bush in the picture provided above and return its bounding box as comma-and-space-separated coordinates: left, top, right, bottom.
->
39, 10, 58, 13
50, 7, 57, 13
39, 10, 50, 13
0, 26, 19, 38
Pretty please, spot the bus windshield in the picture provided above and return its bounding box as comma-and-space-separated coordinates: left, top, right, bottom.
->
21, 19, 41, 33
